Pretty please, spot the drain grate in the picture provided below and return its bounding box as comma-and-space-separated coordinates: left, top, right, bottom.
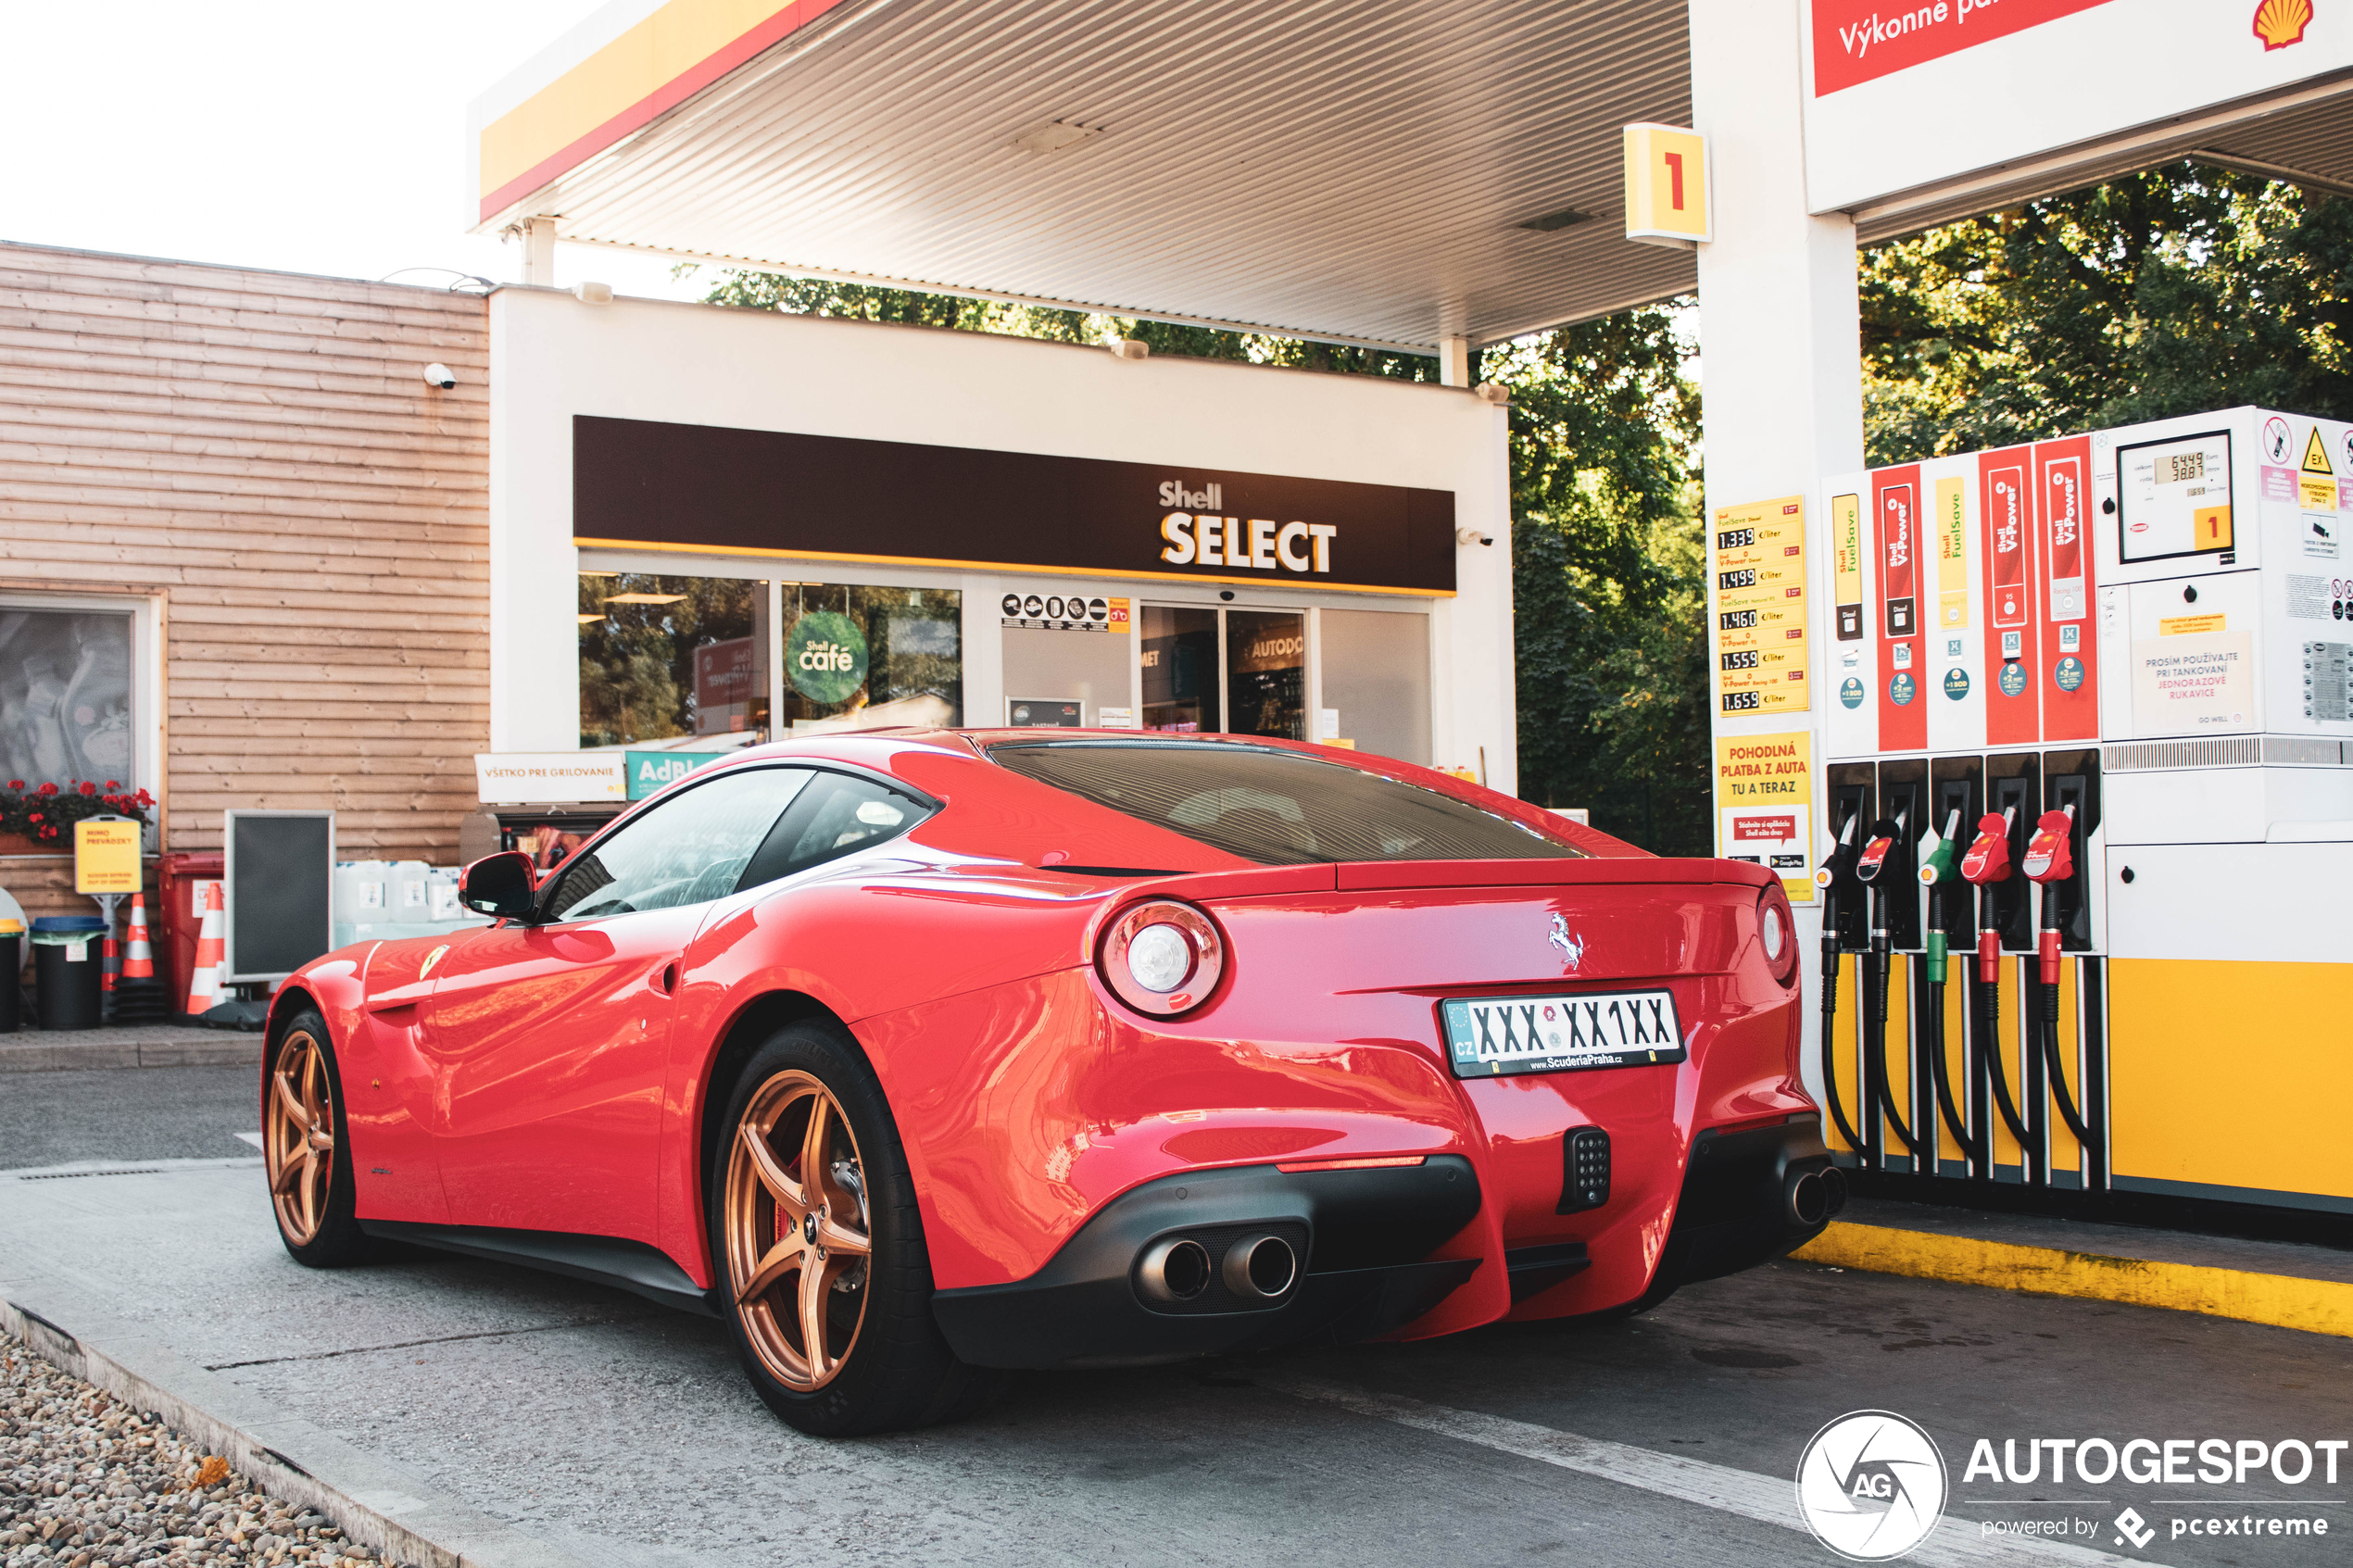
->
18, 1169, 165, 1181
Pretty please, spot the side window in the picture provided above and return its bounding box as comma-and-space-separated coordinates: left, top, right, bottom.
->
545, 767, 812, 922
736, 771, 929, 890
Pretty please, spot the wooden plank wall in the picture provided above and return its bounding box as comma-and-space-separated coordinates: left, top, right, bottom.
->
0, 242, 490, 930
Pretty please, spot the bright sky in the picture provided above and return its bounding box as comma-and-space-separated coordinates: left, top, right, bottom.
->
0, 1, 705, 301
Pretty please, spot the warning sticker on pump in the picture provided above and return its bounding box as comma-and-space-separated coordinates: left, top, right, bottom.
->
1441, 990, 1685, 1079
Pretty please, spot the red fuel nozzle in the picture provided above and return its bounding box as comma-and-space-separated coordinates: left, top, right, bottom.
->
2021, 806, 2075, 886
2025, 804, 2078, 986
1854, 823, 1898, 885
1959, 813, 2012, 885
1977, 929, 2003, 985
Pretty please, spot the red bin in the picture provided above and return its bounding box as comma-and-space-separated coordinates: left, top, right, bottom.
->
157, 851, 224, 1017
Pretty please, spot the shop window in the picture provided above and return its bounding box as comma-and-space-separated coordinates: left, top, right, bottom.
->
1226, 609, 1305, 740
1319, 608, 1430, 765
780, 583, 962, 734
579, 574, 771, 748
0, 607, 135, 786
1141, 606, 1218, 732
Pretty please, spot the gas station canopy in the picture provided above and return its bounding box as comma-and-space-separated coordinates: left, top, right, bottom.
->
468, 0, 1695, 352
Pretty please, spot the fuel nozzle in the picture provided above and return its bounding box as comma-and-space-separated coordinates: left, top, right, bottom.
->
1917, 809, 1962, 984
2022, 804, 2078, 990
1853, 810, 1906, 1024
1813, 813, 1860, 984
1960, 809, 2016, 983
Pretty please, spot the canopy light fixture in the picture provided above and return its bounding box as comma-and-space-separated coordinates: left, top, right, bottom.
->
605, 593, 687, 605
576, 613, 604, 624
1518, 207, 1592, 232
1011, 120, 1101, 156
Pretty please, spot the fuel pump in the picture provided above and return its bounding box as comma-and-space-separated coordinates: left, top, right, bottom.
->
1851, 809, 1924, 1163
1916, 810, 1983, 1170
1812, 813, 1866, 1161
1959, 809, 2038, 1178
2022, 804, 2104, 1167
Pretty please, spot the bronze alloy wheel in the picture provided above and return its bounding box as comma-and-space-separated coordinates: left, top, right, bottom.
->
266, 1030, 337, 1246
724, 1069, 874, 1391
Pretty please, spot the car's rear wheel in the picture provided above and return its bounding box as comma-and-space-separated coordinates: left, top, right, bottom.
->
711, 1021, 1000, 1436
264, 1010, 372, 1266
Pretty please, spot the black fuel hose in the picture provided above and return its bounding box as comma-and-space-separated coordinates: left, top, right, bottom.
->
1865, 947, 1924, 1157
1980, 960, 2039, 1182
1818, 911, 1866, 1162
2039, 980, 2104, 1160
1925, 967, 1983, 1167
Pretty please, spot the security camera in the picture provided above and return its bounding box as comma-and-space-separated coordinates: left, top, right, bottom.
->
422, 363, 457, 390
1474, 383, 1511, 407
1456, 527, 1495, 547
1108, 337, 1151, 360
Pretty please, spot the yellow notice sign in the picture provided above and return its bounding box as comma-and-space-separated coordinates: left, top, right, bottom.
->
73, 819, 141, 895
2159, 613, 2226, 636
1716, 732, 1815, 903
1623, 123, 1709, 246
1713, 495, 1810, 715
2299, 427, 2336, 509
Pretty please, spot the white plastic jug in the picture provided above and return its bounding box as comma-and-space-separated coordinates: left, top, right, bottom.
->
426, 867, 465, 922
333, 860, 391, 924
388, 860, 434, 924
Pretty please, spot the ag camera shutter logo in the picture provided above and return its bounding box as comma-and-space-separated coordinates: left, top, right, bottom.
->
1795, 1411, 1948, 1561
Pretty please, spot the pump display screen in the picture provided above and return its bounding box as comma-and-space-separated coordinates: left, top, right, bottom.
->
2116, 430, 2233, 563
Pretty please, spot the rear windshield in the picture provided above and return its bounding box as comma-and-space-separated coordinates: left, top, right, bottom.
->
987, 741, 1585, 866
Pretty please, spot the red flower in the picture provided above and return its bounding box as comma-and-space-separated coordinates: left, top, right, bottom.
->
78, 781, 96, 797
105, 780, 120, 790
27, 813, 42, 823
6, 780, 21, 791
37, 783, 57, 796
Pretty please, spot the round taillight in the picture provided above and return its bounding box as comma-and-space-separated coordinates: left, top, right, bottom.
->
1761, 902, 1787, 961
1100, 899, 1225, 1017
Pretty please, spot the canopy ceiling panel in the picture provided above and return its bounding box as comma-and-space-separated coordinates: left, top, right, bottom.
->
472, 0, 1697, 350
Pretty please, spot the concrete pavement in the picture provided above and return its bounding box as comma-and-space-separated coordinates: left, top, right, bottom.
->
4, 1151, 2347, 1568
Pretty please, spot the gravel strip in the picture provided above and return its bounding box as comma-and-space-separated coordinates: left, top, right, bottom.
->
2, 1332, 409, 1568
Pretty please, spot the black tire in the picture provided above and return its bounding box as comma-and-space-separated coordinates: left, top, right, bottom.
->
262, 1008, 374, 1267
709, 1020, 1003, 1436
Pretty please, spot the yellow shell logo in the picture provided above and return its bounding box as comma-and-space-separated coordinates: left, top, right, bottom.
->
2254, 0, 2313, 50
419, 943, 450, 978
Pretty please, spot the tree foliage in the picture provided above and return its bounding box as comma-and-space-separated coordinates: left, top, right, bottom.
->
1862, 160, 2353, 464
697, 268, 1709, 853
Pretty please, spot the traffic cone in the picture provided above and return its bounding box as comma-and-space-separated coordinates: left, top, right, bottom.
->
183, 881, 225, 1018
99, 922, 120, 1024
122, 895, 154, 978
112, 893, 168, 1025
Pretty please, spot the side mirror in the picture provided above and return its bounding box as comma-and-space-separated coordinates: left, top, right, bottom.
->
459, 851, 540, 921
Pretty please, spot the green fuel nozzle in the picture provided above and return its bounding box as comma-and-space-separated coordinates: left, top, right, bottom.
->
1918, 809, 1962, 984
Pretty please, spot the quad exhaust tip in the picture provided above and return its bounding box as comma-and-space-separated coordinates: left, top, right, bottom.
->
1785, 1165, 1848, 1230
1137, 1233, 1299, 1303
1223, 1233, 1298, 1300
1137, 1237, 1213, 1302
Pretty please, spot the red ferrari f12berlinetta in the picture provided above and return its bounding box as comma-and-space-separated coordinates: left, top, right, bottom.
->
261, 732, 1835, 1434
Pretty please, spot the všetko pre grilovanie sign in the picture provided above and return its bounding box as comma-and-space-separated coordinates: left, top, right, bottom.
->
572, 416, 1457, 596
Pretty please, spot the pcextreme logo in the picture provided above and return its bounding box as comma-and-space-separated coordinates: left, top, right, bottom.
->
1795, 1411, 1949, 1561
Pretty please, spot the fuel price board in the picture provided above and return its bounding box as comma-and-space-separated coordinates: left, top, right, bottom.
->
1712, 495, 1810, 715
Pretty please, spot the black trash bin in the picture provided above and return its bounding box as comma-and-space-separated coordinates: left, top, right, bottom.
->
0, 920, 19, 1033
32, 915, 106, 1031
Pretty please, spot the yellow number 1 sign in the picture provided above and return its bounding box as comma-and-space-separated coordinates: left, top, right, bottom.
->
1624, 123, 1710, 248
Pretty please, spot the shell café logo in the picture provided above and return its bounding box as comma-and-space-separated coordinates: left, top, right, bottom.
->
1813, 0, 2119, 95
2256, 0, 2313, 49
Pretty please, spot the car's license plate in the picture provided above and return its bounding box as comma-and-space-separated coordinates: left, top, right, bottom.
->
1441, 989, 1686, 1079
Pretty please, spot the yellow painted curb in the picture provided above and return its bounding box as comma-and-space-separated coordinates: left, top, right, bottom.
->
1792, 1222, 2353, 1339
